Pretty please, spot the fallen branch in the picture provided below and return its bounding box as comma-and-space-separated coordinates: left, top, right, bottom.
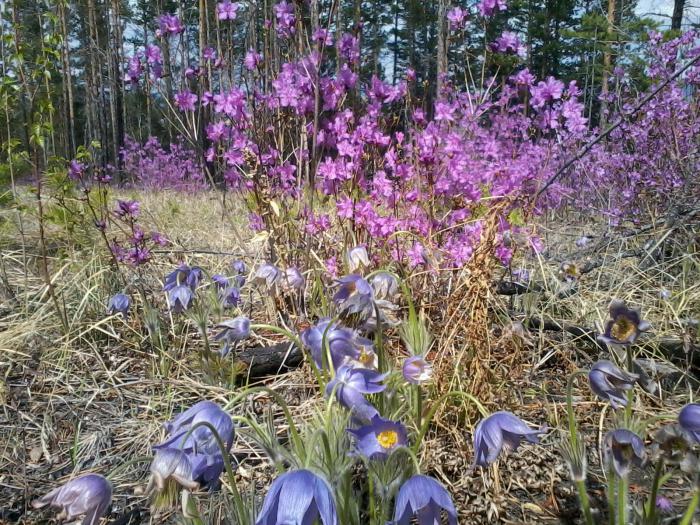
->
237, 341, 303, 378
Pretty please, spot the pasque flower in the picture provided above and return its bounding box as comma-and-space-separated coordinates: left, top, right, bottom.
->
333, 274, 375, 318
346, 245, 370, 272
348, 416, 408, 460
326, 364, 386, 421
256, 469, 337, 525
167, 284, 194, 313
148, 448, 199, 493
254, 263, 281, 289
473, 411, 543, 467
213, 316, 251, 357
300, 318, 370, 369
153, 401, 235, 490
679, 403, 700, 443
282, 266, 305, 292
393, 475, 457, 525
598, 299, 651, 346
370, 271, 398, 301
107, 293, 130, 317
603, 429, 646, 477
32, 474, 112, 525
588, 360, 638, 409
156, 401, 235, 455
402, 355, 433, 384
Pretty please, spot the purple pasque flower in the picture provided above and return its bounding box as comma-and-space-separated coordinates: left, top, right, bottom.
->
255, 469, 338, 525
220, 285, 241, 308
588, 360, 638, 409
402, 355, 433, 384
333, 274, 375, 318
558, 261, 580, 282
154, 401, 235, 489
348, 416, 408, 460
679, 403, 700, 443
212, 274, 230, 289
473, 411, 543, 467
107, 293, 130, 317
281, 266, 305, 292
300, 318, 369, 370
155, 401, 235, 455
163, 264, 203, 292
244, 49, 262, 70
147, 448, 199, 494
231, 259, 247, 275
174, 90, 198, 111
32, 474, 112, 525
217, 0, 238, 20
254, 263, 281, 289
167, 284, 194, 313
213, 316, 251, 357
598, 299, 651, 346
346, 245, 370, 272
326, 364, 386, 421
115, 199, 140, 218
575, 235, 591, 248
393, 475, 457, 525
369, 272, 398, 301
603, 429, 646, 477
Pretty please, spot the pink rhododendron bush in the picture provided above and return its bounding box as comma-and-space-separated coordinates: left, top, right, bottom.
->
3, 0, 700, 523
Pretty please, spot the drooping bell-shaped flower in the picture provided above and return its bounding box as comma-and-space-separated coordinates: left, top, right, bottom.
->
107, 293, 130, 317
369, 271, 399, 301
212, 274, 230, 289
473, 411, 543, 467
32, 473, 112, 525
255, 469, 338, 525
333, 274, 375, 319
679, 403, 700, 443
155, 401, 235, 457
603, 429, 646, 477
598, 299, 651, 346
393, 475, 458, 525
588, 360, 638, 409
300, 318, 368, 370
148, 448, 199, 493
163, 264, 203, 292
282, 266, 305, 292
167, 284, 194, 313
254, 263, 281, 289
231, 259, 247, 275
326, 364, 386, 421
402, 355, 433, 384
346, 245, 370, 272
348, 416, 408, 460
213, 316, 251, 357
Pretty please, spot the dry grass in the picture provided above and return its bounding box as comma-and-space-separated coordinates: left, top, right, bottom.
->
1, 189, 698, 523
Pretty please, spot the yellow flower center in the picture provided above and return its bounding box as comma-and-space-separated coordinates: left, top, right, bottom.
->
359, 349, 374, 365
377, 430, 398, 449
611, 317, 636, 341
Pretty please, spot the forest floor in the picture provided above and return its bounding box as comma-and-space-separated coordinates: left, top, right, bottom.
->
0, 189, 698, 524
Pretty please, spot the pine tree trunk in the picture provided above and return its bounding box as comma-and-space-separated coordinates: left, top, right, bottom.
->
436, 0, 448, 94
59, 1, 76, 157
671, 0, 685, 30
599, 0, 615, 127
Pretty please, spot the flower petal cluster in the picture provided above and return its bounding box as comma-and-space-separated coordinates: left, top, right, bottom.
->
32, 474, 112, 525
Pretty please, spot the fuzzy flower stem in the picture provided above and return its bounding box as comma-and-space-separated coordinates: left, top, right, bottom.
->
607, 466, 616, 525
180, 420, 246, 521
625, 346, 634, 426
575, 479, 594, 525
644, 459, 664, 524
680, 489, 699, 525
617, 475, 628, 525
